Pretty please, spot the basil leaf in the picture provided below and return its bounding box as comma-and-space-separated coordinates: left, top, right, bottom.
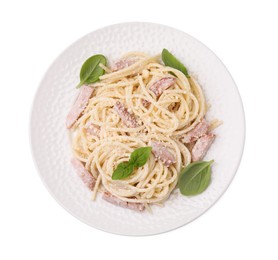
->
76, 54, 106, 88
130, 147, 152, 167
162, 49, 189, 78
112, 162, 134, 180
112, 147, 152, 180
178, 160, 213, 196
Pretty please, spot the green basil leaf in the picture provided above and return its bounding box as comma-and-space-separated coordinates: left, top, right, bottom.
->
178, 160, 213, 196
162, 48, 189, 78
129, 147, 152, 167
76, 54, 106, 88
112, 147, 152, 181
112, 162, 134, 180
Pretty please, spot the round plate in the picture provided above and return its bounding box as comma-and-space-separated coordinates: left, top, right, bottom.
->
30, 22, 245, 236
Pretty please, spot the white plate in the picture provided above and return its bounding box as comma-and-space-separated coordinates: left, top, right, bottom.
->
30, 22, 245, 236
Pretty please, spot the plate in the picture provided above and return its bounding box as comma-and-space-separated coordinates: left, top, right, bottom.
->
30, 22, 245, 236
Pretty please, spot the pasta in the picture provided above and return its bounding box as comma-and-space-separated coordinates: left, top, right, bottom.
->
68, 51, 215, 211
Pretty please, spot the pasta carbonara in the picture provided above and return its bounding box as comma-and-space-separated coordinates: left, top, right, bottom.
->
67, 51, 217, 212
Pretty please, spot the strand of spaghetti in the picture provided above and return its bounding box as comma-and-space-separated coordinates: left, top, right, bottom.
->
92, 78, 139, 88
99, 55, 160, 82
92, 174, 101, 201
172, 77, 206, 135
98, 63, 111, 73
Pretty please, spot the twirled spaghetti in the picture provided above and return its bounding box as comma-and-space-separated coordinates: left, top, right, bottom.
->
68, 51, 213, 210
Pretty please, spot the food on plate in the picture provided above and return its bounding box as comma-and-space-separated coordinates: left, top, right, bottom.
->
67, 49, 219, 211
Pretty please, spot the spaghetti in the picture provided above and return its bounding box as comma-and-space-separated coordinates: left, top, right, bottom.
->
69, 52, 211, 209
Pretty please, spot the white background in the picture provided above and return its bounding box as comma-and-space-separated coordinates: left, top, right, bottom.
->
0, 0, 277, 259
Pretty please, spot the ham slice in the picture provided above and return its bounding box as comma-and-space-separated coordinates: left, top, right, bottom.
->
110, 57, 138, 72
71, 158, 96, 190
114, 101, 139, 128
150, 141, 176, 167
102, 192, 145, 212
66, 85, 94, 128
191, 133, 215, 162
149, 77, 176, 97
182, 119, 209, 143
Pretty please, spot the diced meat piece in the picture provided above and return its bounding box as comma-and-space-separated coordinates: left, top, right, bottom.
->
66, 85, 94, 128
102, 192, 145, 212
191, 133, 215, 162
142, 99, 151, 108
182, 118, 209, 143
114, 101, 139, 128
85, 122, 100, 137
150, 141, 176, 167
71, 158, 96, 190
111, 57, 138, 72
149, 77, 176, 97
